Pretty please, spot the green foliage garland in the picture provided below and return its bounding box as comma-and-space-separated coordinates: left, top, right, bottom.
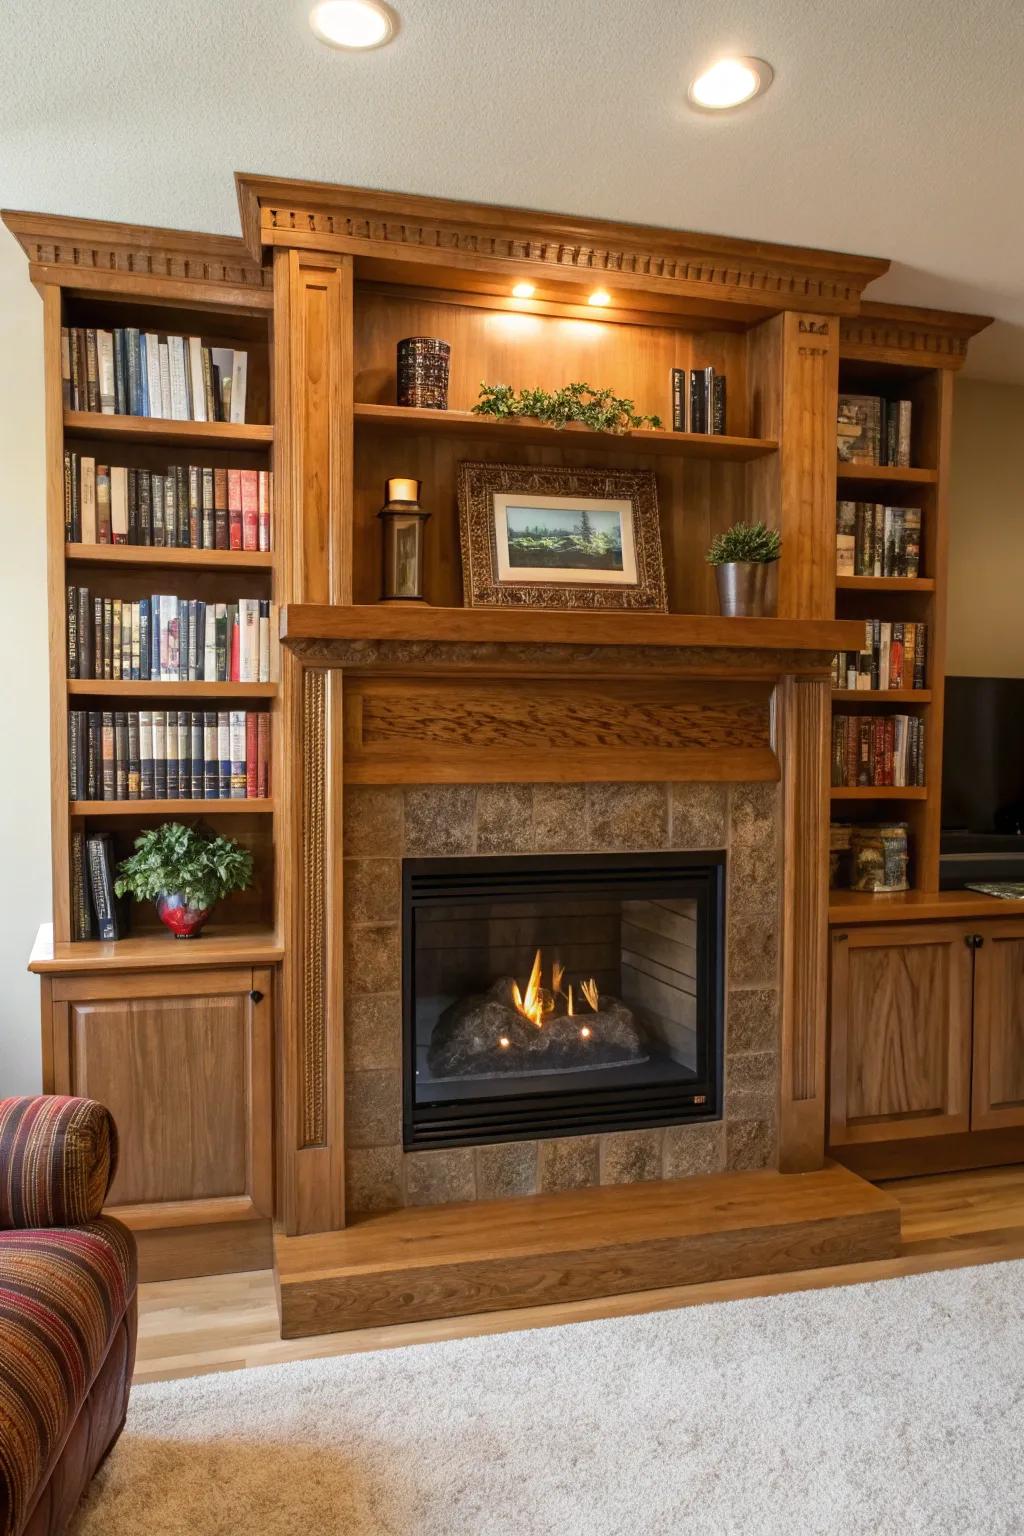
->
705, 521, 782, 566
473, 381, 662, 434
114, 822, 254, 911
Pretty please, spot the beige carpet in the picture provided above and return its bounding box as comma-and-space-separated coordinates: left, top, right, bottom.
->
74, 1260, 1024, 1535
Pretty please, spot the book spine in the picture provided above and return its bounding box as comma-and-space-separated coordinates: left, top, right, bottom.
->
230, 710, 247, 798
101, 711, 115, 800
86, 711, 101, 800
152, 712, 167, 798
63, 450, 73, 542
127, 712, 140, 799
227, 469, 243, 550
218, 710, 230, 798
85, 327, 100, 412
188, 337, 207, 422
214, 467, 229, 550
670, 367, 686, 432
258, 600, 270, 684
139, 470, 152, 546
60, 327, 72, 409
145, 333, 162, 419
96, 464, 112, 544
259, 471, 272, 552
229, 350, 248, 424
712, 374, 726, 435
204, 712, 219, 798
257, 712, 270, 798
77, 587, 92, 679
86, 834, 120, 940
177, 710, 191, 799
139, 709, 154, 799
111, 598, 121, 681
191, 712, 205, 798
240, 471, 259, 551
159, 342, 173, 420
201, 466, 215, 550
246, 712, 259, 799
189, 466, 201, 548
80, 457, 96, 544
66, 585, 78, 678
688, 370, 704, 434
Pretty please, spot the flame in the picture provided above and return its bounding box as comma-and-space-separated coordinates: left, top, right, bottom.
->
511, 951, 601, 1027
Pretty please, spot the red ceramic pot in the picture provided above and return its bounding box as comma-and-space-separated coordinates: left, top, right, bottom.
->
155, 892, 212, 939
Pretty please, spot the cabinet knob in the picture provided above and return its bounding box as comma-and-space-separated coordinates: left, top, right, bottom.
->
249, 989, 264, 1003
963, 934, 984, 950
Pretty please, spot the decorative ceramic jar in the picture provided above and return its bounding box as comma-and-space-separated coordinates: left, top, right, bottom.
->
397, 337, 450, 410
155, 892, 213, 939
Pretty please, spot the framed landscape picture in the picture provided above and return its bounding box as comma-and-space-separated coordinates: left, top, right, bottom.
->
457, 462, 666, 610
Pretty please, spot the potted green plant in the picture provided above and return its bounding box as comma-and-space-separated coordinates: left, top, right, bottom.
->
705, 521, 782, 617
114, 822, 254, 939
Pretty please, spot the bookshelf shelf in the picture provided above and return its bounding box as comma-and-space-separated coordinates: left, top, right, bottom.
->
836, 462, 937, 485
67, 680, 277, 699
353, 402, 778, 462
66, 543, 273, 572
831, 689, 932, 703
63, 411, 274, 450
835, 575, 935, 593
830, 786, 929, 801
69, 799, 274, 817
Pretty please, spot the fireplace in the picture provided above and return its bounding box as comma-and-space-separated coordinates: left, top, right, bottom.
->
403, 851, 725, 1149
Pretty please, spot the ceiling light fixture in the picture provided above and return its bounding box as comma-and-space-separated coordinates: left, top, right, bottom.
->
511, 281, 536, 299
688, 56, 772, 111
310, 0, 394, 49
588, 289, 611, 307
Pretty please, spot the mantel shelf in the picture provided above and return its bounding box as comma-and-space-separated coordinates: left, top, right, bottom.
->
280, 603, 864, 654
353, 403, 778, 462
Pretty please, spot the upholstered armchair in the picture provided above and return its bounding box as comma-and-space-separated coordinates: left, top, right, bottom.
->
0, 1097, 137, 1536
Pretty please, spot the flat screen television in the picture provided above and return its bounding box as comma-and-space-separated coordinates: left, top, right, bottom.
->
942, 676, 1024, 836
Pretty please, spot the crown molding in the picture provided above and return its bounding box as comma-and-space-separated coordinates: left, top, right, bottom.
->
235, 173, 890, 317
841, 299, 992, 368
1, 209, 271, 305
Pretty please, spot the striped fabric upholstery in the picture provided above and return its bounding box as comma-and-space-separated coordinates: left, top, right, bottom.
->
0, 1219, 136, 1536
0, 1099, 116, 1231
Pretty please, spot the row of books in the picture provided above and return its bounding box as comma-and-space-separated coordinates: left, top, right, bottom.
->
66, 590, 276, 684
61, 326, 249, 423
837, 394, 913, 466
63, 454, 272, 551
831, 715, 926, 788
670, 367, 726, 434
832, 621, 928, 692
836, 502, 922, 578
71, 831, 123, 940
68, 708, 270, 803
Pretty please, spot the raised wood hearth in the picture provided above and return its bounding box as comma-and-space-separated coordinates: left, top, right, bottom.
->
274, 1162, 901, 1337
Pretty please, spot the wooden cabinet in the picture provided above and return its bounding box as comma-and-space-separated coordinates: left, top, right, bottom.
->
829, 923, 973, 1147
45, 965, 274, 1280
972, 924, 1024, 1131
829, 917, 1024, 1161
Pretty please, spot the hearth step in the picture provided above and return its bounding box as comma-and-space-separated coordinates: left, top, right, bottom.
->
273, 1163, 900, 1338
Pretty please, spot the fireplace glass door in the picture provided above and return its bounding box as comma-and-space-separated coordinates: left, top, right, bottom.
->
403, 852, 724, 1148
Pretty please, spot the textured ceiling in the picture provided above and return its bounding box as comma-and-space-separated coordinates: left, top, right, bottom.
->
1, 0, 1022, 379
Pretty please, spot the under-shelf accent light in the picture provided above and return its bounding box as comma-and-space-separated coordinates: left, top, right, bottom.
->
310, 0, 395, 49
588, 289, 612, 307
688, 57, 772, 110
512, 281, 536, 299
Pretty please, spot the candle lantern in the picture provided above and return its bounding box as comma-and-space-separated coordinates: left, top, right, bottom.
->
377, 478, 431, 602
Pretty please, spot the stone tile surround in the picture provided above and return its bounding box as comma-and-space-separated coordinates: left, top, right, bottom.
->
344, 782, 780, 1215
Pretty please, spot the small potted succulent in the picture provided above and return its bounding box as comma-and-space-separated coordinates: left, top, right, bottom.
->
114, 822, 254, 939
705, 521, 782, 617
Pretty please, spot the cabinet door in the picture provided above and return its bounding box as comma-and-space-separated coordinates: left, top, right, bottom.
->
829, 924, 973, 1146
51, 967, 273, 1221
971, 923, 1024, 1131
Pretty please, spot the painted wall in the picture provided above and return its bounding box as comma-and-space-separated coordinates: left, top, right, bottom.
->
0, 226, 50, 1092
948, 378, 1024, 678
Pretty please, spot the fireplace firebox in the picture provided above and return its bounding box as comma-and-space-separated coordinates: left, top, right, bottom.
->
403, 852, 724, 1149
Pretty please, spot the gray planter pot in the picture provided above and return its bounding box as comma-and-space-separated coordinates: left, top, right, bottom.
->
714, 561, 772, 617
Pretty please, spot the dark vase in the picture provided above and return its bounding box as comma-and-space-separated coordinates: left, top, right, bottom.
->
155, 892, 213, 939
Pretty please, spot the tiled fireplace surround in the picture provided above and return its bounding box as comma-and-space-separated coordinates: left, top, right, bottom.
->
343, 779, 780, 1215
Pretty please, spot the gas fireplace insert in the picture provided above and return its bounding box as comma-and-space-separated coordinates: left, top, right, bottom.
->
403, 851, 725, 1149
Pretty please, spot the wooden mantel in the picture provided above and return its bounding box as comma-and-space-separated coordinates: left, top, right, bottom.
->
280, 604, 863, 658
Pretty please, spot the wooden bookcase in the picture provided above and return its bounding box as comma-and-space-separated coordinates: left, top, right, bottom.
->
828, 302, 990, 914
4, 188, 998, 1278
48, 287, 278, 950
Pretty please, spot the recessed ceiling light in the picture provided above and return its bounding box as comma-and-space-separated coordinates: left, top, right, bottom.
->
688, 56, 772, 110
511, 281, 535, 299
310, 0, 394, 49
588, 289, 611, 307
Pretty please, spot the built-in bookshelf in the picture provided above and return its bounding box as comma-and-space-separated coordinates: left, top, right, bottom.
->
50, 290, 278, 945
828, 316, 978, 908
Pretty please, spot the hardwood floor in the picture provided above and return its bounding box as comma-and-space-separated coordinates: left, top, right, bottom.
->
134, 1163, 1024, 1384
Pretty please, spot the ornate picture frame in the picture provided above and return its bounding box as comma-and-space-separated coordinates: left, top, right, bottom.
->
456, 462, 667, 610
